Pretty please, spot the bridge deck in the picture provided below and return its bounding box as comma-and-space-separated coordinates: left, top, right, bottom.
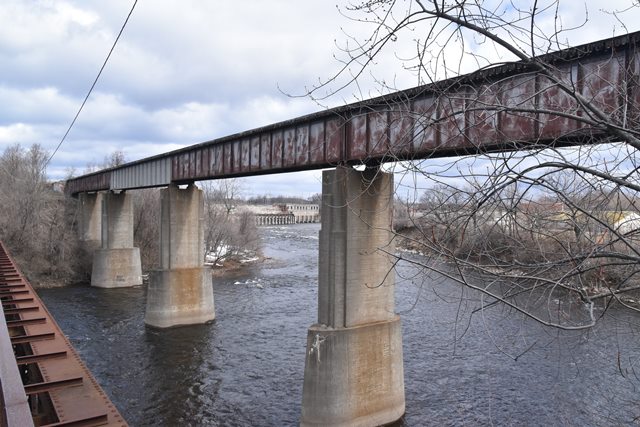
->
66, 30, 640, 195
0, 242, 127, 426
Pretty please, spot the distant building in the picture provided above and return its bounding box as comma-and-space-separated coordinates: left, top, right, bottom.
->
243, 203, 320, 226
48, 181, 66, 193
600, 211, 640, 235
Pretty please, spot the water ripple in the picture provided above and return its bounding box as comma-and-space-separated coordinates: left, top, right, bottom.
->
38, 223, 640, 426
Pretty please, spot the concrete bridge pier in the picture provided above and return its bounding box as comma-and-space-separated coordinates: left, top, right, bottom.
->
78, 192, 103, 252
145, 184, 215, 328
301, 166, 405, 427
91, 191, 142, 288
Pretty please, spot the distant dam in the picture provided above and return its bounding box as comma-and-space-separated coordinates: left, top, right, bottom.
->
246, 203, 320, 226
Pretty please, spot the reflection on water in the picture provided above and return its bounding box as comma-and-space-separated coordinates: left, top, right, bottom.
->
38, 224, 640, 426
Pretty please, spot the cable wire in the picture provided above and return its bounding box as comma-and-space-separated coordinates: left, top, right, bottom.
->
44, 0, 139, 170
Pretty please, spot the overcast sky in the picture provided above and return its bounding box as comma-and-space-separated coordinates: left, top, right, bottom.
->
1, 1, 638, 197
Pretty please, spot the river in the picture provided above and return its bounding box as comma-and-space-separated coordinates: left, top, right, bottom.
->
38, 223, 640, 426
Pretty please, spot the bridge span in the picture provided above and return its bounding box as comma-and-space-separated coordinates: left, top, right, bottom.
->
66, 30, 640, 196
61, 31, 640, 426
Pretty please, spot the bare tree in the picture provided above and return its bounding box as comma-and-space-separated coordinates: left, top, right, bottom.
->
133, 189, 160, 270
307, 192, 322, 204
0, 145, 47, 246
233, 210, 260, 254
201, 180, 232, 264
200, 179, 260, 265
104, 150, 126, 168
0, 144, 82, 284
83, 149, 127, 173
302, 1, 640, 331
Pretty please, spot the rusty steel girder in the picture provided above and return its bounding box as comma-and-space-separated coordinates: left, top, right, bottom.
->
66, 30, 640, 196
0, 241, 127, 427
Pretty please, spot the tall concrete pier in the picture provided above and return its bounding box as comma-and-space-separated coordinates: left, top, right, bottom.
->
78, 192, 103, 251
91, 191, 142, 288
145, 184, 215, 328
301, 166, 405, 427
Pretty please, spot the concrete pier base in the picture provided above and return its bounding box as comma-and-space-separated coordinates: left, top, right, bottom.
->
301, 166, 405, 426
301, 317, 404, 427
145, 268, 215, 328
145, 184, 215, 328
90, 191, 142, 288
91, 248, 142, 288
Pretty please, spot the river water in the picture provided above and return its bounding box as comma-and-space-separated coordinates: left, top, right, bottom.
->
38, 224, 640, 426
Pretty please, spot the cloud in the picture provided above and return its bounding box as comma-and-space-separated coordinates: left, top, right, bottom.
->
0, 123, 39, 146
0, 86, 77, 125
0, 2, 98, 52
0, 0, 638, 193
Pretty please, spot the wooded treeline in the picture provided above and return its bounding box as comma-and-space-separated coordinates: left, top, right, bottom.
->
0, 144, 80, 284
0, 144, 260, 286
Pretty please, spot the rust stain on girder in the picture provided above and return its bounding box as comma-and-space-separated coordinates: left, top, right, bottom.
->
66, 30, 640, 195
0, 242, 127, 426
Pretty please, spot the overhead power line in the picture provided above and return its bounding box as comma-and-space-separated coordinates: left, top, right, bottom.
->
44, 0, 139, 170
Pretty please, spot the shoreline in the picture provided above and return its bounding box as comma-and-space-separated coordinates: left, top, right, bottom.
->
30, 254, 267, 289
